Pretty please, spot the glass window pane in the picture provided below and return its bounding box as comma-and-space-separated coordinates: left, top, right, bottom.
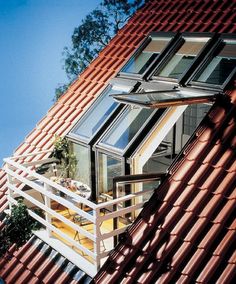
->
101, 107, 154, 151
193, 40, 236, 85
121, 37, 171, 75
98, 153, 122, 194
155, 38, 210, 79
70, 142, 91, 186
72, 86, 124, 140
183, 104, 211, 136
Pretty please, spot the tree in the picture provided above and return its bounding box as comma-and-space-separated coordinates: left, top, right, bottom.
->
55, 0, 145, 100
0, 199, 42, 259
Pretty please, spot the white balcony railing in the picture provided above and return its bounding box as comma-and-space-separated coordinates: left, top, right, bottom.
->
4, 150, 163, 277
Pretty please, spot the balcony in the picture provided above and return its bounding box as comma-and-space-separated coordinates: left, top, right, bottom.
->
4, 150, 164, 277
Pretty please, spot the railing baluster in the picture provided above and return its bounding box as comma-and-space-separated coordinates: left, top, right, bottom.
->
44, 182, 52, 237
94, 207, 101, 272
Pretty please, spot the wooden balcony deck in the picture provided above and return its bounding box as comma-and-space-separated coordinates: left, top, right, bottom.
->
51, 206, 126, 263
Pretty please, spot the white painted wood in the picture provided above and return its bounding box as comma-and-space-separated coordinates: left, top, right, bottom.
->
7, 183, 95, 241
34, 230, 97, 277
101, 226, 129, 240
8, 196, 95, 258
100, 202, 144, 222
96, 188, 154, 210
22, 157, 58, 167
9, 149, 51, 160
94, 208, 101, 271
5, 164, 13, 210
131, 106, 187, 174
5, 166, 96, 222
99, 249, 113, 259
44, 183, 52, 237
4, 157, 96, 208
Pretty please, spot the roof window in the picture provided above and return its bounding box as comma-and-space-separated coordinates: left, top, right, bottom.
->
151, 34, 213, 82
112, 88, 216, 108
99, 106, 154, 152
119, 32, 176, 79
189, 36, 236, 89
69, 83, 134, 143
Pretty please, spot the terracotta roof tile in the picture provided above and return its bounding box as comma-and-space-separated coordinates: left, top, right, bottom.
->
95, 6, 236, 277
36, 116, 53, 130
53, 104, 70, 119
68, 93, 89, 108
197, 229, 235, 282
63, 107, 83, 124
78, 95, 94, 109
0, 236, 92, 284
56, 121, 72, 136
216, 263, 236, 284
36, 133, 54, 149
30, 131, 48, 146
47, 120, 65, 134
42, 117, 60, 133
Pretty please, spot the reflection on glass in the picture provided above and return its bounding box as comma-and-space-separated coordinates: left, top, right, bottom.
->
98, 153, 122, 194
112, 90, 213, 107
72, 86, 121, 140
70, 142, 90, 186
143, 135, 174, 174
193, 40, 236, 85
155, 38, 209, 79
183, 104, 211, 136
102, 107, 153, 150
121, 37, 170, 74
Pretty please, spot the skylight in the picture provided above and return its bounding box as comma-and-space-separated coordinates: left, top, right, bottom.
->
153, 36, 212, 80
70, 85, 129, 142
120, 33, 175, 77
191, 38, 236, 87
99, 106, 154, 151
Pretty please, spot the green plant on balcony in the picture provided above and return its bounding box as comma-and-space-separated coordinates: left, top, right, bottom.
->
52, 135, 77, 179
0, 199, 42, 258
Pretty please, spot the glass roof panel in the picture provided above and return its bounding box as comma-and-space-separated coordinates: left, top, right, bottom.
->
121, 36, 172, 75
112, 89, 215, 108
154, 37, 211, 79
192, 39, 236, 86
101, 107, 154, 151
71, 85, 128, 141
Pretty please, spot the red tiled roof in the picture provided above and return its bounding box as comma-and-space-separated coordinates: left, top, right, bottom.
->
0, 235, 91, 283
1, 0, 236, 282
94, 91, 236, 284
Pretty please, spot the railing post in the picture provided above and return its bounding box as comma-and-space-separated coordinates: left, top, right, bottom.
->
44, 183, 52, 237
5, 163, 14, 210
113, 179, 118, 246
94, 207, 101, 272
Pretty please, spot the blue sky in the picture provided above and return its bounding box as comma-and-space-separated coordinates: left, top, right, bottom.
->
0, 0, 100, 164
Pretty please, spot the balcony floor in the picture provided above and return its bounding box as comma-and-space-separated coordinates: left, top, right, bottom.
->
51, 204, 126, 263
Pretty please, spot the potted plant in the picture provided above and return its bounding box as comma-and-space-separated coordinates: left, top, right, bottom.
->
51, 135, 77, 179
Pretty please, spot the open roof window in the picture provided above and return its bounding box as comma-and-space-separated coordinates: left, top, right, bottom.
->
119, 32, 176, 79
112, 88, 216, 108
189, 35, 236, 90
151, 33, 213, 83
97, 106, 155, 153
69, 82, 135, 143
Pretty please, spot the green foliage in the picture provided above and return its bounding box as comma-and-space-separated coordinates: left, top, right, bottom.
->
55, 0, 144, 100
0, 199, 42, 258
52, 135, 77, 178
54, 83, 70, 102
52, 135, 69, 155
